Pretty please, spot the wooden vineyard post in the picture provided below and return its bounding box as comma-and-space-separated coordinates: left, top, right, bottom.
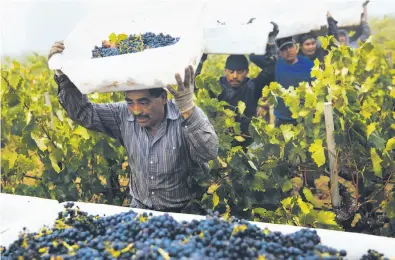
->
386, 51, 393, 68
44, 92, 54, 130
324, 102, 340, 208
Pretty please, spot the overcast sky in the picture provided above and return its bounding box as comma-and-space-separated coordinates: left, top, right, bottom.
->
1, 0, 394, 59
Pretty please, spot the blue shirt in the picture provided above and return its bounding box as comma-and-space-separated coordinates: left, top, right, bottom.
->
274, 55, 314, 120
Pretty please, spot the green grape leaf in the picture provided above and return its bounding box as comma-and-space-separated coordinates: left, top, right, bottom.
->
281, 180, 293, 192
281, 197, 293, 208
73, 126, 90, 140
207, 183, 219, 194
366, 123, 376, 138
303, 187, 315, 203
49, 153, 61, 173
26, 111, 32, 126
234, 136, 245, 142
370, 148, 382, 178
223, 109, 237, 117
297, 197, 312, 215
238, 101, 246, 115
317, 211, 337, 226
368, 133, 386, 151
385, 138, 395, 151
31, 133, 48, 152
248, 160, 257, 170
308, 139, 326, 167
212, 192, 219, 209
280, 125, 294, 144
108, 33, 117, 44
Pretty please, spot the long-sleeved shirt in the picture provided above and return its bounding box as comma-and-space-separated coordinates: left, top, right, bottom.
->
54, 74, 219, 211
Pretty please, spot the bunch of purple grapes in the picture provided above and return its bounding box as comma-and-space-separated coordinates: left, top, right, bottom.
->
91, 32, 180, 58
1, 203, 390, 260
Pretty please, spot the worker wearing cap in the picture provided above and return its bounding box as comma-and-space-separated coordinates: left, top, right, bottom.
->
48, 41, 219, 213
273, 36, 315, 127
210, 23, 279, 134
215, 55, 262, 134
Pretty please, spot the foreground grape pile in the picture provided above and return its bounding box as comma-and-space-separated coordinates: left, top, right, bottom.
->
1, 203, 390, 260
91, 32, 180, 58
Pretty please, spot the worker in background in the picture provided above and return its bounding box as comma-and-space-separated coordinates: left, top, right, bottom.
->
331, 0, 372, 48
273, 36, 315, 127
212, 22, 279, 134
295, 11, 343, 65
48, 41, 219, 213
295, 32, 327, 64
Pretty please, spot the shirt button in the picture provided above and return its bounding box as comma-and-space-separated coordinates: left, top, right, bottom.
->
172, 147, 176, 150
151, 191, 155, 195
150, 161, 153, 164
185, 125, 188, 129
151, 176, 154, 180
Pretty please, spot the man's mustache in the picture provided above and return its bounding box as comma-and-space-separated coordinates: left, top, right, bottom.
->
134, 114, 149, 119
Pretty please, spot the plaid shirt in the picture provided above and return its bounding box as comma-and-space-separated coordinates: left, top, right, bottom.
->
55, 75, 219, 210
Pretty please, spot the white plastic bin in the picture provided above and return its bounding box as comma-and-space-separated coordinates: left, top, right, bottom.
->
48, 0, 208, 94
48, 0, 389, 94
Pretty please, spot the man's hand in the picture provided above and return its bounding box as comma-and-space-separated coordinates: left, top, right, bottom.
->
362, 0, 369, 22
167, 65, 196, 117
48, 41, 65, 75
268, 21, 279, 44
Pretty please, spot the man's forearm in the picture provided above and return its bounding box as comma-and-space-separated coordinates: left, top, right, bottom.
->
54, 74, 124, 140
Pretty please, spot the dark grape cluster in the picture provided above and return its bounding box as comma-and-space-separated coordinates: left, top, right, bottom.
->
1, 204, 390, 260
91, 32, 180, 58
361, 250, 390, 260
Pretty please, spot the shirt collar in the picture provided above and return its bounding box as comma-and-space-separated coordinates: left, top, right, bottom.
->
127, 100, 181, 122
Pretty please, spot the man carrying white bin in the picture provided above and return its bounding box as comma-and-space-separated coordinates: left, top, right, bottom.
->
48, 42, 219, 213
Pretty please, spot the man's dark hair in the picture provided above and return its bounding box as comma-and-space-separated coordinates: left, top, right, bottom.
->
297, 32, 317, 45
339, 31, 347, 37
225, 55, 249, 70
148, 88, 165, 98
124, 88, 165, 98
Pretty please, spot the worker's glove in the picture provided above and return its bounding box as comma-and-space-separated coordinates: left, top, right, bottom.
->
48, 41, 65, 76
167, 66, 196, 114
268, 22, 279, 44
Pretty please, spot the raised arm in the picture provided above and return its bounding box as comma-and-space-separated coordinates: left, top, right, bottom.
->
49, 41, 125, 144
350, 1, 371, 43
250, 21, 279, 69
167, 66, 219, 164
327, 12, 340, 41
55, 74, 125, 143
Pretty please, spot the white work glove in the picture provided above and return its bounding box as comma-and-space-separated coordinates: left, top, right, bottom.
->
167, 66, 195, 114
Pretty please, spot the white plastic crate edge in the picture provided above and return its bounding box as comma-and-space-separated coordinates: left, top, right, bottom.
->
1, 193, 395, 259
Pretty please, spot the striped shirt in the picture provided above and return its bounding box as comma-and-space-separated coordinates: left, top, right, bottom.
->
54, 74, 219, 211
